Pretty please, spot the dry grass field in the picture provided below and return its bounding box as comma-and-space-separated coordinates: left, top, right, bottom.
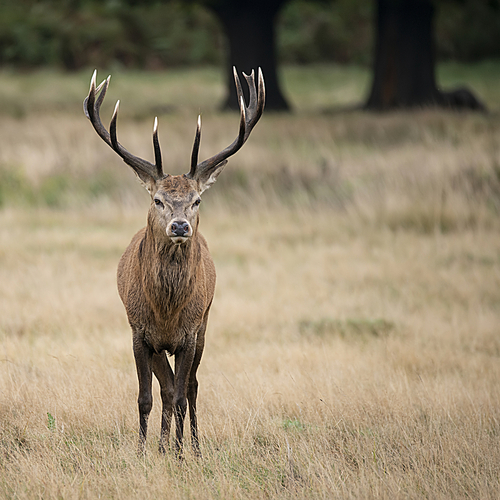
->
1, 65, 500, 498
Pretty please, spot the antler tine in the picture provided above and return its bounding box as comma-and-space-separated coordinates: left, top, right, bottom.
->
232, 67, 248, 147
83, 70, 164, 183
190, 115, 202, 177
152, 117, 163, 177
109, 100, 121, 152
84, 71, 111, 141
236, 95, 247, 149
255, 68, 265, 125
94, 75, 110, 116
258, 68, 265, 104
188, 67, 265, 179
243, 68, 265, 132
82, 69, 97, 120
233, 66, 244, 105
243, 70, 257, 110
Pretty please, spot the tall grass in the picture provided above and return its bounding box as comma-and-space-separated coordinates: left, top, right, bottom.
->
0, 64, 499, 498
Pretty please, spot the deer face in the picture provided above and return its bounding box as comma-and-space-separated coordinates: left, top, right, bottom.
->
150, 175, 202, 245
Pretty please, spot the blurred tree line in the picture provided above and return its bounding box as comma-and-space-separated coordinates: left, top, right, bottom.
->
1, 0, 499, 71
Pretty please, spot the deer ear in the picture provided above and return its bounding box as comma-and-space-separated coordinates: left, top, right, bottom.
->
131, 170, 157, 196
197, 160, 227, 194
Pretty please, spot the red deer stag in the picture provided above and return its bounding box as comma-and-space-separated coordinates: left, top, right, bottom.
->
83, 69, 265, 456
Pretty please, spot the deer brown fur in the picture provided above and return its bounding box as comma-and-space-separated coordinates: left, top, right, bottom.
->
83, 69, 264, 456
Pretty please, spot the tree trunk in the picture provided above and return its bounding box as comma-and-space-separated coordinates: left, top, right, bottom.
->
208, 0, 290, 111
365, 0, 485, 111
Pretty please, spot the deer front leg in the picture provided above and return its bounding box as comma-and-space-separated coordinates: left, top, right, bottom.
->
133, 337, 154, 455
173, 342, 196, 457
187, 369, 200, 457
152, 352, 174, 454
188, 322, 206, 457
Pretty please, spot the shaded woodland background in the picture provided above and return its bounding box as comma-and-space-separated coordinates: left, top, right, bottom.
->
2, 0, 499, 68
1, 0, 499, 110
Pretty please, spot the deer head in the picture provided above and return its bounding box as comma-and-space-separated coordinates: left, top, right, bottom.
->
83, 69, 264, 246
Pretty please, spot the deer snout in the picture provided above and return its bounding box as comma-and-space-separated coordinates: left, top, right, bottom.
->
168, 220, 192, 243
171, 220, 190, 236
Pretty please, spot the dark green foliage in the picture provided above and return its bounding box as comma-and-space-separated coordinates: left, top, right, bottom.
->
278, 0, 374, 65
437, 0, 500, 62
0, 0, 498, 70
0, 0, 224, 69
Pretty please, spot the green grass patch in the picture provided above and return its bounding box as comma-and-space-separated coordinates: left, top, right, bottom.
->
299, 317, 395, 340
0, 164, 124, 208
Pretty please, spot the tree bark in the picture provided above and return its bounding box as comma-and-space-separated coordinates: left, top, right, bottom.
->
207, 0, 290, 111
365, 0, 485, 111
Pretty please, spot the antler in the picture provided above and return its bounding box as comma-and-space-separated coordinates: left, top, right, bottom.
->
83, 70, 164, 184
187, 67, 265, 180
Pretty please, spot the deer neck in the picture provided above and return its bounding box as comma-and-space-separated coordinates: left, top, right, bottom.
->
141, 223, 201, 313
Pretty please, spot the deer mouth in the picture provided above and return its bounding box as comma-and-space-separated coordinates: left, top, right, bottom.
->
170, 235, 190, 245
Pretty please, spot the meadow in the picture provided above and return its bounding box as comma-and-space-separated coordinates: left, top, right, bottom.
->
0, 63, 500, 499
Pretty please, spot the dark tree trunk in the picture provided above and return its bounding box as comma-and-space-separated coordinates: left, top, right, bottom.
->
208, 0, 290, 111
365, 0, 485, 111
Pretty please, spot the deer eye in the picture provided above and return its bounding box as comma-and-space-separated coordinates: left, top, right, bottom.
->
154, 198, 164, 209
193, 198, 201, 208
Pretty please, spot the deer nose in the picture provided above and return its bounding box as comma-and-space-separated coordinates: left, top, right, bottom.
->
171, 220, 190, 237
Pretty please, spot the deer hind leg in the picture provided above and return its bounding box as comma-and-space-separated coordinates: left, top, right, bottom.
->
152, 352, 174, 454
133, 337, 154, 455
173, 343, 196, 458
188, 323, 207, 457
